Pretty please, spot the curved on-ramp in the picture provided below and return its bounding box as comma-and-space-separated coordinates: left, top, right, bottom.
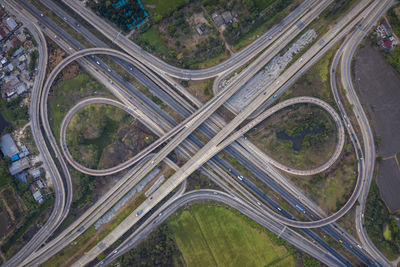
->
60, 96, 345, 178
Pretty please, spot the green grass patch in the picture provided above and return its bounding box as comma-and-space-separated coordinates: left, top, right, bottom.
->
142, 0, 187, 18
48, 73, 111, 141
135, 25, 168, 56
169, 204, 295, 267
0, 96, 28, 131
365, 180, 400, 260
384, 224, 392, 241
66, 103, 132, 169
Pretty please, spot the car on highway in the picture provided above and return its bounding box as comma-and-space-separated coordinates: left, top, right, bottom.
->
136, 210, 143, 216
273, 94, 277, 99
237, 175, 243, 181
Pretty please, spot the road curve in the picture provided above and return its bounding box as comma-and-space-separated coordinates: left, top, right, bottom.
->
60, 96, 345, 178
219, 96, 345, 176
98, 190, 345, 267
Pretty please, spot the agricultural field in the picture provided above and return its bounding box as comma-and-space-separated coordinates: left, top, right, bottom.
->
169, 204, 295, 267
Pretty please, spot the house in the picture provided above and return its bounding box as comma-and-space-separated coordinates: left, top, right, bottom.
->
32, 190, 43, 203
31, 169, 40, 179
196, 24, 206, 35
12, 47, 24, 57
0, 133, 19, 157
37, 180, 44, 189
384, 40, 392, 49
5, 63, 13, 72
17, 172, 28, 183
6, 17, 17, 31
211, 12, 224, 27
18, 144, 29, 158
1, 58, 7, 65
221, 11, 233, 24
16, 83, 27, 95
9, 157, 30, 176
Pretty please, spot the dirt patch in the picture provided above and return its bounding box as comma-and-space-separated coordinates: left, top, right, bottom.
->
376, 158, 400, 212
353, 45, 400, 157
98, 120, 156, 169
46, 38, 79, 82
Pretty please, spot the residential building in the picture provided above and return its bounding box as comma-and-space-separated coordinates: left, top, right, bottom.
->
0, 133, 19, 157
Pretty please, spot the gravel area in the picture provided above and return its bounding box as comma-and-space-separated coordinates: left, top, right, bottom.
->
221, 29, 317, 113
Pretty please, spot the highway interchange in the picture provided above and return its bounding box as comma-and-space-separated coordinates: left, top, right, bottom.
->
0, 0, 396, 266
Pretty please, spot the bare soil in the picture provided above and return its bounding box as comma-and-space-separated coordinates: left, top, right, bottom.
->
353, 45, 400, 157
46, 38, 79, 82
353, 44, 400, 212
376, 158, 400, 212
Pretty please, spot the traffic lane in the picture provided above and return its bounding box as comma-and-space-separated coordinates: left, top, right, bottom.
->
97, 190, 344, 267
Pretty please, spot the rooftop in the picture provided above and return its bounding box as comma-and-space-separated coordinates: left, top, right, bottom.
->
0, 134, 19, 157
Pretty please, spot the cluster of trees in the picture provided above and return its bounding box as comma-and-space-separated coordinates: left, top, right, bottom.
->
29, 50, 38, 74
87, 0, 145, 32
223, 0, 292, 45
387, 5, 400, 74
166, 10, 190, 38
365, 181, 400, 258
280, 110, 332, 151
0, 96, 29, 131
386, 47, 400, 74
71, 169, 95, 210
388, 5, 400, 37
118, 224, 181, 267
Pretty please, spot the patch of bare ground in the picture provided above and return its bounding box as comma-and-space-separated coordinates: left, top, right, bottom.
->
353, 45, 400, 157
46, 38, 80, 81
353, 44, 400, 211
176, 78, 214, 104
98, 120, 157, 169
376, 158, 400, 212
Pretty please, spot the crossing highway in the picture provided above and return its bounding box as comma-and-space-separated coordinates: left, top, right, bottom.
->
97, 190, 346, 267
72, 1, 389, 265
3, 1, 340, 264
59, 0, 321, 80
329, 0, 395, 264
1, 1, 392, 266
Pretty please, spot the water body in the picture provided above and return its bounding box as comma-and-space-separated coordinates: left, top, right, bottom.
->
276, 126, 322, 151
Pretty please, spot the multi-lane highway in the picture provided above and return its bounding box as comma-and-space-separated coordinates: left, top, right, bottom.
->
2, 1, 394, 266
60, 0, 321, 80
97, 190, 347, 267
73, 1, 389, 265
329, 0, 395, 264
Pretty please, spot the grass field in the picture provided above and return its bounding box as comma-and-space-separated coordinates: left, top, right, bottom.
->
248, 104, 337, 171
66, 103, 132, 169
142, 0, 187, 18
169, 204, 295, 267
135, 25, 168, 56
48, 73, 112, 141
